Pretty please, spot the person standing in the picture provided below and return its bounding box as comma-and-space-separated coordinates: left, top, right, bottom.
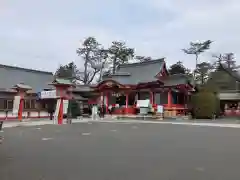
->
102, 104, 105, 118
108, 105, 112, 115
0, 121, 3, 144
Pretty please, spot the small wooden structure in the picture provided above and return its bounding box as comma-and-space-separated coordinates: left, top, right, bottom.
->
12, 83, 32, 121
49, 78, 74, 124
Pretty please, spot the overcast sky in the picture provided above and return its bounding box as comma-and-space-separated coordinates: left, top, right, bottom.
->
1, 0, 240, 72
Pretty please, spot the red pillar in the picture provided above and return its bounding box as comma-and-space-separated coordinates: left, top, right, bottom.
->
106, 92, 109, 113
58, 98, 64, 124
150, 91, 154, 104
125, 93, 129, 108
18, 98, 24, 121
101, 92, 104, 113
167, 89, 172, 108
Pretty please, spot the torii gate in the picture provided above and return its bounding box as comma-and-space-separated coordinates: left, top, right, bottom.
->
12, 83, 32, 121
49, 78, 74, 125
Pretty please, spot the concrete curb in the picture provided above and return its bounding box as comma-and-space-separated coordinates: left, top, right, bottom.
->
3, 121, 55, 128
4, 118, 240, 129
85, 119, 240, 128
3, 119, 91, 128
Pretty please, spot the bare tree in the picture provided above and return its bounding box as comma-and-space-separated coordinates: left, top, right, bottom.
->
212, 53, 236, 70
223, 53, 236, 69
76, 37, 106, 84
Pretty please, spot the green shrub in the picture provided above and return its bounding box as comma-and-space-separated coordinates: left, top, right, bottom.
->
68, 100, 80, 118
191, 90, 220, 119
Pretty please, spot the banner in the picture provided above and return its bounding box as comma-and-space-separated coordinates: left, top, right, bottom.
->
63, 100, 69, 114
136, 99, 150, 108
53, 99, 61, 124
40, 90, 57, 99
12, 96, 21, 115
157, 105, 163, 113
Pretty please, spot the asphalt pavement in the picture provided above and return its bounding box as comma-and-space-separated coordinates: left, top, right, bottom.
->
1, 122, 240, 180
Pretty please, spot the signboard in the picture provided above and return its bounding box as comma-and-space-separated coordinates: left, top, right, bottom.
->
136, 99, 150, 108
12, 96, 21, 115
157, 105, 163, 113
63, 100, 69, 114
53, 99, 61, 124
40, 90, 57, 99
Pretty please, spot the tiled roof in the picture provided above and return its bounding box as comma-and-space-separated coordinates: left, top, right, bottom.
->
73, 85, 94, 92
103, 59, 165, 85
72, 93, 88, 100
161, 74, 192, 86
219, 63, 240, 82
13, 83, 32, 90
0, 64, 53, 74
0, 64, 53, 92
52, 78, 73, 85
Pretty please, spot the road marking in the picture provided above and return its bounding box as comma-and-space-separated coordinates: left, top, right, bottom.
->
110, 129, 117, 132
82, 132, 91, 136
19, 131, 23, 135
42, 138, 53, 141
195, 167, 205, 172
36, 127, 41, 130
88, 122, 92, 125
132, 126, 138, 129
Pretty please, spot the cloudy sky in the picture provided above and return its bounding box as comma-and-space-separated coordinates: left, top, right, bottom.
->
0, 0, 240, 72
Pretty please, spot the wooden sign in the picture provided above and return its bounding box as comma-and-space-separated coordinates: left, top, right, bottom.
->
12, 96, 21, 115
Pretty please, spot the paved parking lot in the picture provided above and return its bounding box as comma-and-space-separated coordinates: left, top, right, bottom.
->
1, 122, 240, 180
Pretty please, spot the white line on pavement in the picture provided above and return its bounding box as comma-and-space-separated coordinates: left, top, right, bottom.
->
131, 126, 138, 129
42, 138, 53, 141
195, 167, 205, 172
81, 132, 91, 136
110, 129, 117, 132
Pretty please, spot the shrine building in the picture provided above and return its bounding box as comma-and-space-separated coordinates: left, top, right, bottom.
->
93, 59, 194, 117
0, 64, 91, 120
0, 59, 195, 120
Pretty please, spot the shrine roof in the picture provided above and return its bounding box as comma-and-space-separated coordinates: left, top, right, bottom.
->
73, 85, 95, 92
72, 93, 88, 101
219, 62, 240, 82
51, 78, 73, 85
0, 64, 53, 92
13, 83, 32, 90
161, 74, 193, 87
103, 58, 165, 85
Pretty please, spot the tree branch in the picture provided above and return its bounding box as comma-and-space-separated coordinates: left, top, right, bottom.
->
87, 69, 100, 84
